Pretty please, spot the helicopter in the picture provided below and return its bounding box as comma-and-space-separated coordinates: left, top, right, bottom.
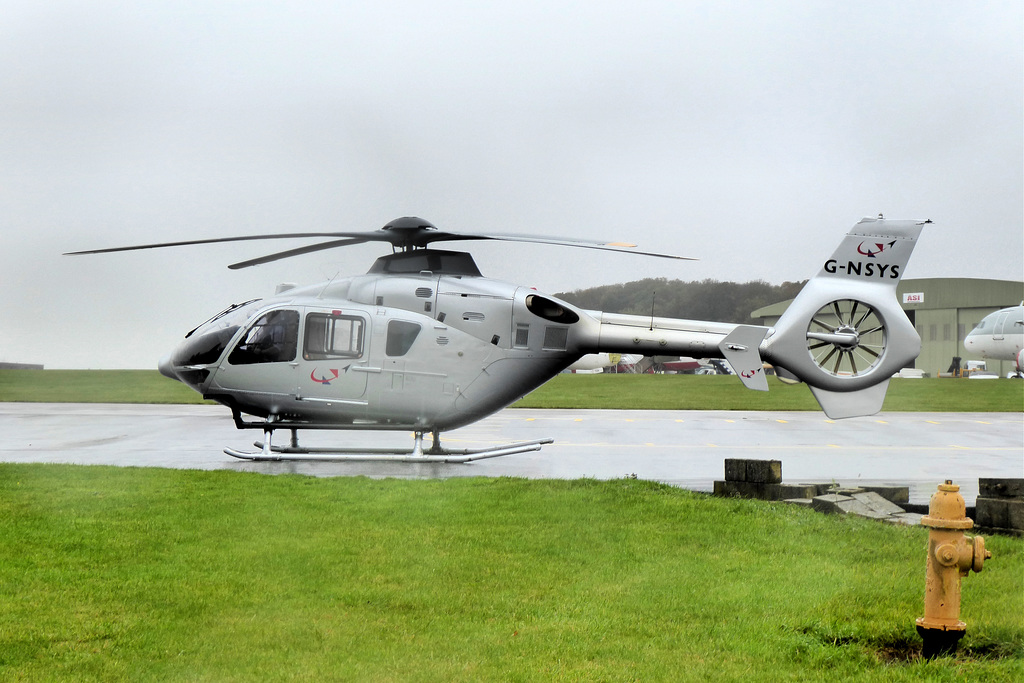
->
67, 215, 928, 462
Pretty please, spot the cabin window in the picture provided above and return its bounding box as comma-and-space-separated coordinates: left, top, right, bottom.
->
304, 313, 365, 360
228, 310, 299, 365
386, 320, 421, 357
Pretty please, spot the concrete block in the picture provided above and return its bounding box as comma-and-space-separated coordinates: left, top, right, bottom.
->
811, 494, 854, 514
832, 487, 865, 497
859, 485, 910, 505
975, 497, 1006, 529
979, 478, 1024, 499
714, 480, 782, 500
799, 483, 833, 496
723, 458, 782, 484
851, 492, 906, 517
784, 498, 815, 508
745, 459, 782, 484
724, 459, 746, 482
777, 484, 819, 500
1011, 499, 1024, 530
714, 480, 757, 497
758, 483, 785, 501
976, 498, 1024, 531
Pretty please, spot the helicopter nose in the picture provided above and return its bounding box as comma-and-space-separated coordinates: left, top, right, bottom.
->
158, 354, 179, 381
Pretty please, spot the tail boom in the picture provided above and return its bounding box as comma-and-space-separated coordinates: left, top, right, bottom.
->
577, 313, 770, 391
569, 216, 927, 419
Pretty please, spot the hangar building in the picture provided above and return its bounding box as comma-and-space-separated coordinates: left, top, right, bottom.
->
751, 278, 1024, 377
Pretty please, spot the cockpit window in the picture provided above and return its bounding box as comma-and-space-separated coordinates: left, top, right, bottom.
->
173, 326, 240, 367
185, 299, 262, 338
173, 300, 264, 369
304, 313, 365, 360
386, 320, 421, 356
228, 310, 300, 365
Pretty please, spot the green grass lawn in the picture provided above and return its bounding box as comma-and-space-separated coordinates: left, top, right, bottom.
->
514, 374, 1024, 411
0, 370, 211, 404
1, 369, 1022, 411
1, 465, 1020, 682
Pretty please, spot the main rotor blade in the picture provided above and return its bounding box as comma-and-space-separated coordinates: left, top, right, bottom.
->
63, 232, 373, 256
64, 217, 697, 265
228, 238, 370, 270
417, 232, 697, 261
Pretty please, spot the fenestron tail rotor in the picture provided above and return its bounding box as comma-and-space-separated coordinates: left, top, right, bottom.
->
65, 216, 696, 268
805, 299, 887, 378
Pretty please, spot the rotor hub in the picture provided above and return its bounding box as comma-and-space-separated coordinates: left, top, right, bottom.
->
833, 324, 860, 351
382, 217, 437, 232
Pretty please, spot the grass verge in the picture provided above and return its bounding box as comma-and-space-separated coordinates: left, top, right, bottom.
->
0, 370, 210, 404
1, 370, 1022, 411
514, 374, 1024, 411
1, 465, 1021, 681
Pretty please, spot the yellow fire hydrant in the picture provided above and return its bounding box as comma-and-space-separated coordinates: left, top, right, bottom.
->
916, 480, 992, 658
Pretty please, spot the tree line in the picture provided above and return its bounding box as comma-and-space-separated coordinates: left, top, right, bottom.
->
556, 278, 808, 324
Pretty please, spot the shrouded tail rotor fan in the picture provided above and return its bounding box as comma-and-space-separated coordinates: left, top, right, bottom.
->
805, 299, 887, 378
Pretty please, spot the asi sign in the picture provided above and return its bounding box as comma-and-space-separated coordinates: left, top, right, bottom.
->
903, 292, 925, 304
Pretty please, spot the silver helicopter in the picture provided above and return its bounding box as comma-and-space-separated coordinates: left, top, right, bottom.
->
67, 215, 928, 461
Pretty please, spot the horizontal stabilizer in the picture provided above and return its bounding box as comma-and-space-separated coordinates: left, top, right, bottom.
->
720, 325, 769, 392
809, 380, 890, 419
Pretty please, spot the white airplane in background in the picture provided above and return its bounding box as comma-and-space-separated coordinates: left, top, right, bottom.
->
964, 304, 1024, 378
568, 353, 641, 372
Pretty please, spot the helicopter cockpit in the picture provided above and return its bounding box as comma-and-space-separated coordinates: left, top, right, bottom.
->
160, 299, 265, 386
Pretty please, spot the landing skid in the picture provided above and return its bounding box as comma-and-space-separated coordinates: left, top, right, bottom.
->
223, 423, 552, 463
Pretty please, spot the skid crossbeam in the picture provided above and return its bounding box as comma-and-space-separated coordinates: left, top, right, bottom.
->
223, 411, 552, 462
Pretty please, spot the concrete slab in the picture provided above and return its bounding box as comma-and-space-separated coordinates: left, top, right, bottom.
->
859, 485, 910, 504
811, 494, 854, 514
851, 491, 907, 517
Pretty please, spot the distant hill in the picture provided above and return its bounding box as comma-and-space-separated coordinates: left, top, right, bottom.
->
555, 278, 807, 324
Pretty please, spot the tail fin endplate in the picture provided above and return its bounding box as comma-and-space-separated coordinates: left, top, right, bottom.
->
720, 325, 769, 391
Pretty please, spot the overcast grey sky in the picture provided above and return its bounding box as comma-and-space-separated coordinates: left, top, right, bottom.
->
2, 1, 1021, 369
